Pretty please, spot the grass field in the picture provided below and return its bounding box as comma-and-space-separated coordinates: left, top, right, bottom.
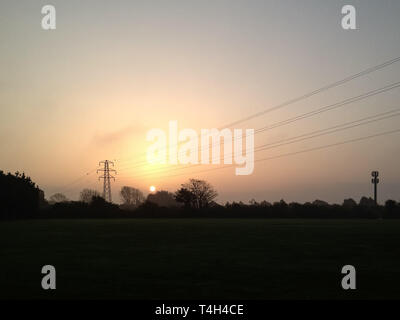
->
1, 219, 400, 300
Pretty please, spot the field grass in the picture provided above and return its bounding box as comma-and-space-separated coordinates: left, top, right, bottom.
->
1, 219, 400, 300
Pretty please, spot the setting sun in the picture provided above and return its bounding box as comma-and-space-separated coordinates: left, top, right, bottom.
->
149, 186, 156, 192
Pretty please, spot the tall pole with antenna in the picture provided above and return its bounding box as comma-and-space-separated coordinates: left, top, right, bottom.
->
97, 160, 116, 202
371, 171, 379, 205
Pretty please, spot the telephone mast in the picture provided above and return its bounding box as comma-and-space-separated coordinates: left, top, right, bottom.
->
97, 160, 116, 202
371, 171, 379, 205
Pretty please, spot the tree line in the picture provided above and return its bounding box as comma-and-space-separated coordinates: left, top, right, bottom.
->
1, 170, 400, 219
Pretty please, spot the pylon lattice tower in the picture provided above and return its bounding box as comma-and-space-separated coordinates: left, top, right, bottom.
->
97, 160, 116, 202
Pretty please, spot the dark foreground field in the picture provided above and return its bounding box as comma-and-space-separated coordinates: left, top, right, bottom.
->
1, 219, 399, 299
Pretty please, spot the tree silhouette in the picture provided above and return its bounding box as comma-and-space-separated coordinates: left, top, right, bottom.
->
0, 171, 41, 219
147, 190, 180, 208
175, 188, 196, 208
120, 186, 145, 209
359, 196, 375, 207
80, 188, 101, 203
343, 198, 357, 208
49, 193, 69, 204
175, 179, 218, 209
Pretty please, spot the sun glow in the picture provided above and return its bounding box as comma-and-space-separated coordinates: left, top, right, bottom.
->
149, 185, 156, 192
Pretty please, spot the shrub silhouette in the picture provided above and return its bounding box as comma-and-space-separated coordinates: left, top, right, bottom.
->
0, 171, 42, 219
147, 190, 180, 208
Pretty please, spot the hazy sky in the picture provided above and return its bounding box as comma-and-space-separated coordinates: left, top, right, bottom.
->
1, 0, 400, 204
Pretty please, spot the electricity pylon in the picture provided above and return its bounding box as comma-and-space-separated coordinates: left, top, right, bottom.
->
97, 160, 116, 202
371, 171, 379, 205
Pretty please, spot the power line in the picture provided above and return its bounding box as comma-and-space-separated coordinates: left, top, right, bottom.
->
54, 169, 97, 194
53, 55, 400, 190
117, 80, 400, 175
253, 111, 400, 153
221, 57, 400, 128
143, 128, 400, 180
255, 81, 400, 134
116, 80, 400, 172
114, 55, 400, 168
117, 108, 400, 179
